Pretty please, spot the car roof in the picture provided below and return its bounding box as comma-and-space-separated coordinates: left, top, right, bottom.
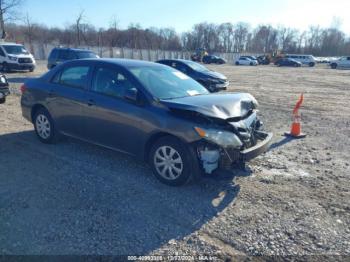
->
0, 42, 23, 46
53, 47, 95, 52
158, 59, 194, 64
68, 58, 165, 68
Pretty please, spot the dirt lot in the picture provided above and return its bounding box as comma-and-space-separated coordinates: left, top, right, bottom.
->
0, 61, 349, 259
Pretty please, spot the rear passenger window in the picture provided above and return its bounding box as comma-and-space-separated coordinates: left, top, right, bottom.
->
67, 51, 77, 60
59, 66, 90, 89
58, 50, 69, 60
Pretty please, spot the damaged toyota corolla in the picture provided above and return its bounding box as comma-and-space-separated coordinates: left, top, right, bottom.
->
21, 59, 272, 186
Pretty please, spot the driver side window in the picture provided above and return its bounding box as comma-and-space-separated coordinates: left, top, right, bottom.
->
92, 67, 136, 99
175, 63, 188, 74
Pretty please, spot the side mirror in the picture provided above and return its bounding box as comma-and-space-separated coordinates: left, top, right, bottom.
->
124, 88, 138, 103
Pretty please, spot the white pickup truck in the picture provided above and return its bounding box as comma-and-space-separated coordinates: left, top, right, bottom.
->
330, 56, 350, 69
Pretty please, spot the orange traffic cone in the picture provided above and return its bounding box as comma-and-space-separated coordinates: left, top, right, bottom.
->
285, 94, 306, 138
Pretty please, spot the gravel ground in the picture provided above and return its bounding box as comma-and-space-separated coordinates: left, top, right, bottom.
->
0, 61, 349, 260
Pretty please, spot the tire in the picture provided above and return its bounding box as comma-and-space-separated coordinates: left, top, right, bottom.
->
309, 62, 315, 67
149, 136, 199, 186
29, 68, 34, 72
235, 62, 239, 66
250, 62, 254, 66
331, 63, 337, 69
2, 62, 9, 73
33, 108, 58, 144
0, 97, 5, 104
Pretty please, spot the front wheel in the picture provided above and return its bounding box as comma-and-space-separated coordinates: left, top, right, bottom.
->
33, 108, 58, 144
149, 136, 198, 186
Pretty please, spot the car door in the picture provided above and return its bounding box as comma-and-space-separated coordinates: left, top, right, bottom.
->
83, 63, 149, 155
46, 62, 92, 138
346, 57, 350, 68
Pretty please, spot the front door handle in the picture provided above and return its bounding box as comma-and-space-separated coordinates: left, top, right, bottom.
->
87, 99, 95, 106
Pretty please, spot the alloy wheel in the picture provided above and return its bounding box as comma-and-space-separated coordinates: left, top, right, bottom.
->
35, 114, 51, 139
154, 146, 183, 180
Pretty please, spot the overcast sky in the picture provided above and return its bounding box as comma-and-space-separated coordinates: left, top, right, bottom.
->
22, 0, 350, 33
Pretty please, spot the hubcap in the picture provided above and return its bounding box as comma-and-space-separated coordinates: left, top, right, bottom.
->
154, 146, 183, 180
35, 114, 51, 139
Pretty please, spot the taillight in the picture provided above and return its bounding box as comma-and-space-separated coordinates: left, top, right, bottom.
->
20, 84, 27, 94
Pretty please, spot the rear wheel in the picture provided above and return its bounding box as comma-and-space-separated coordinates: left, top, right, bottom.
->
309, 62, 315, 67
235, 62, 239, 66
33, 108, 58, 144
149, 136, 199, 186
331, 63, 337, 69
0, 97, 5, 104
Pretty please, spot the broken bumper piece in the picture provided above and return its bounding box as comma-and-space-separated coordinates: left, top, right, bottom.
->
219, 131, 273, 170
199, 131, 273, 174
240, 131, 273, 161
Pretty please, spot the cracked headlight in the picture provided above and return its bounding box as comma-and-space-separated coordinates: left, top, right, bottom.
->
194, 127, 243, 148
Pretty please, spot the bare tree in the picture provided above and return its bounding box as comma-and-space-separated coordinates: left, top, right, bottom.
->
75, 10, 84, 47
0, 0, 24, 39
23, 13, 35, 52
233, 22, 249, 52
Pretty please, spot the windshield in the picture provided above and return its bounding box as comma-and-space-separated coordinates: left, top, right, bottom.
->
77, 51, 98, 59
3, 45, 29, 55
183, 61, 209, 72
129, 66, 209, 100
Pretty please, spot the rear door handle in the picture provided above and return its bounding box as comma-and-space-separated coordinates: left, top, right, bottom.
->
87, 99, 95, 106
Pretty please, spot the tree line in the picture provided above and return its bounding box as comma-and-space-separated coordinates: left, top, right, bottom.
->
1, 1, 349, 56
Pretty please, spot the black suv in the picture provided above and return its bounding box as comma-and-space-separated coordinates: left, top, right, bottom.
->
0, 74, 9, 104
47, 48, 99, 69
202, 55, 226, 64
156, 59, 229, 92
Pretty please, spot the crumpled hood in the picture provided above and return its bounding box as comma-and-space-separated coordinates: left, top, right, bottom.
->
161, 93, 258, 120
200, 70, 227, 80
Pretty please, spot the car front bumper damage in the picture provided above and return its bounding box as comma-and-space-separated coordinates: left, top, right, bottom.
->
198, 130, 273, 174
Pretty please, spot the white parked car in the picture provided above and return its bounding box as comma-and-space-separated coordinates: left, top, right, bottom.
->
285, 54, 316, 67
235, 57, 258, 66
0, 42, 36, 72
330, 56, 350, 69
